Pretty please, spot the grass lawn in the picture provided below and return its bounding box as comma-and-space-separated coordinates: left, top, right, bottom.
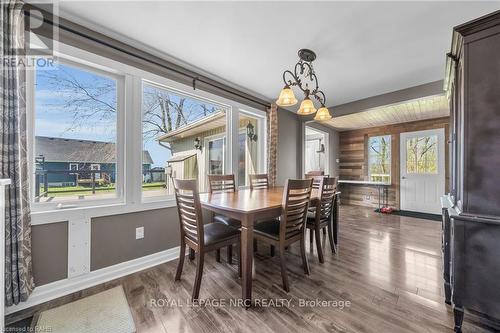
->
44, 182, 165, 197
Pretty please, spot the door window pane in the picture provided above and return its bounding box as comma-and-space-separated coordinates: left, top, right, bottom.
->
143, 82, 228, 196
207, 137, 224, 175
406, 135, 438, 174
368, 135, 391, 183
33, 61, 118, 203
238, 113, 261, 186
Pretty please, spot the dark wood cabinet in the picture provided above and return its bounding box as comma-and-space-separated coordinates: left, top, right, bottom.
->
443, 10, 500, 333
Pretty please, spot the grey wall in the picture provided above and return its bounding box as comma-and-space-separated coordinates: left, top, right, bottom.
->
32, 222, 68, 286
277, 107, 302, 185
90, 208, 180, 271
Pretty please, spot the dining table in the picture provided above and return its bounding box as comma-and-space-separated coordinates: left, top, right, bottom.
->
199, 186, 340, 307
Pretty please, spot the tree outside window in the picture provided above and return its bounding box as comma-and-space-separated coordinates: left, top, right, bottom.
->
406, 135, 438, 174
368, 135, 391, 183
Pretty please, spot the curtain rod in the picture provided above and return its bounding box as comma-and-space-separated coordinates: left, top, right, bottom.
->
25, 6, 271, 110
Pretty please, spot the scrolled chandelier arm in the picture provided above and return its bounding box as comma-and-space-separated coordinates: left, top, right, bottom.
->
276, 49, 332, 120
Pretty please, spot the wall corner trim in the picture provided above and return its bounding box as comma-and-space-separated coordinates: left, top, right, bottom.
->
6, 246, 181, 315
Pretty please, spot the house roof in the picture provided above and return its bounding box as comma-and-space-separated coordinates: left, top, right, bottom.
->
167, 152, 197, 163
157, 111, 226, 143
35, 136, 154, 165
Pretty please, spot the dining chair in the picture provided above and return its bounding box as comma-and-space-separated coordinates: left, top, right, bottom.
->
306, 177, 337, 263
305, 170, 324, 177
305, 174, 326, 189
305, 174, 334, 237
173, 179, 241, 301
249, 174, 269, 190
248, 173, 272, 254
253, 178, 313, 292
208, 174, 240, 263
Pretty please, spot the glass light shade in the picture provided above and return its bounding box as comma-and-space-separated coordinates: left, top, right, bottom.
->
276, 86, 298, 107
314, 106, 332, 121
297, 97, 317, 115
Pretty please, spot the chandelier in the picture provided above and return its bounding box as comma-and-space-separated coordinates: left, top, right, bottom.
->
276, 49, 332, 121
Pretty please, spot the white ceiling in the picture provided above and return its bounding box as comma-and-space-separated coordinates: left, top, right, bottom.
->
58, 1, 500, 107
326, 94, 449, 131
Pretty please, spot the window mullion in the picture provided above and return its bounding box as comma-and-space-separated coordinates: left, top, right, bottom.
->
127, 76, 142, 205
227, 106, 239, 183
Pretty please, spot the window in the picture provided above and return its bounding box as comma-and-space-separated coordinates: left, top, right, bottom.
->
141, 82, 228, 198
28, 43, 266, 212
238, 112, 264, 186
304, 126, 327, 175
406, 135, 438, 174
368, 135, 391, 183
32, 59, 120, 204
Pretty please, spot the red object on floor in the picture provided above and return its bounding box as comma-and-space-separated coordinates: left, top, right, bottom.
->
380, 207, 394, 214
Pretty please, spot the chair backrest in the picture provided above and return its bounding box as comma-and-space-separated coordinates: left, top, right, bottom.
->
305, 174, 326, 189
315, 177, 338, 223
173, 179, 204, 246
208, 174, 236, 193
249, 174, 269, 190
280, 179, 313, 240
305, 170, 324, 177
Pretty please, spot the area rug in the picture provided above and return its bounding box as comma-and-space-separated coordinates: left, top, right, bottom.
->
36, 286, 136, 333
375, 209, 442, 222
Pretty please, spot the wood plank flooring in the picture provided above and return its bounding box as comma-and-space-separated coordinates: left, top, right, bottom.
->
8, 205, 496, 332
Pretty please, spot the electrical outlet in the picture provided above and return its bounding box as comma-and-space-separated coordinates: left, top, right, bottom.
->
365, 195, 371, 201
136, 226, 144, 240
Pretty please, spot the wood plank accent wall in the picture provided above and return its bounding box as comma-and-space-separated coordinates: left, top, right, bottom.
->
339, 117, 449, 209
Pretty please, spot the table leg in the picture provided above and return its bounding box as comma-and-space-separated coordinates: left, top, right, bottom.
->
378, 186, 381, 211
240, 215, 254, 308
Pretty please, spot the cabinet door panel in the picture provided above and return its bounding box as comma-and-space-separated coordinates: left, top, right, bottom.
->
464, 32, 500, 216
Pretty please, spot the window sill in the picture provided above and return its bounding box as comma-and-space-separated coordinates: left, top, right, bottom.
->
31, 198, 177, 225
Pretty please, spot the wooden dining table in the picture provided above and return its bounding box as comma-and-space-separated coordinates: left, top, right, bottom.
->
199, 186, 339, 306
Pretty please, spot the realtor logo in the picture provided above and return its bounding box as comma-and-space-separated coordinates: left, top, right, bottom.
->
22, 2, 58, 56
1, 1, 58, 69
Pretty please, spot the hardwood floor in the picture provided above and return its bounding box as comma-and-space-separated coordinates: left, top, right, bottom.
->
8, 205, 495, 332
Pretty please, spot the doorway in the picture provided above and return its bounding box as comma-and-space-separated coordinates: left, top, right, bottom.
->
304, 126, 329, 176
400, 128, 445, 214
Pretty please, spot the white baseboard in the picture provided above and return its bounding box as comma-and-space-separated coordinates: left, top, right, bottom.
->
5, 246, 181, 316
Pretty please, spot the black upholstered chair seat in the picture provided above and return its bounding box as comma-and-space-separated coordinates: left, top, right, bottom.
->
254, 219, 301, 240
306, 217, 329, 228
213, 214, 241, 228
203, 223, 240, 246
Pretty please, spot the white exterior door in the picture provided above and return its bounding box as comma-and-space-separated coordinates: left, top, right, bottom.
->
400, 128, 445, 214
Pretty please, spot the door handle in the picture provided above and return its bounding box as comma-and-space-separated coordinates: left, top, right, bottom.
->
401, 176, 407, 179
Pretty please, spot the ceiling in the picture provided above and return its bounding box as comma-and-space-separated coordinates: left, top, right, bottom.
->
325, 94, 449, 131
57, 1, 500, 108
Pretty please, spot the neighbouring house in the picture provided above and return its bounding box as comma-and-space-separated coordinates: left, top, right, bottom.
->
158, 110, 262, 194
35, 136, 154, 187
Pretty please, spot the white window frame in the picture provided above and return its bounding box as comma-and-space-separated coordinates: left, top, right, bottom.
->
367, 134, 392, 183
27, 41, 267, 222
69, 163, 79, 171
27, 53, 126, 212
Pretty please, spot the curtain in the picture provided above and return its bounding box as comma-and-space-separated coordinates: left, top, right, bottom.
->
1, 0, 35, 306
266, 104, 278, 186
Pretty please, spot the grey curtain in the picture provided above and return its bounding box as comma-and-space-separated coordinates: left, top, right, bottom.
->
266, 104, 278, 186
1, 0, 35, 306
